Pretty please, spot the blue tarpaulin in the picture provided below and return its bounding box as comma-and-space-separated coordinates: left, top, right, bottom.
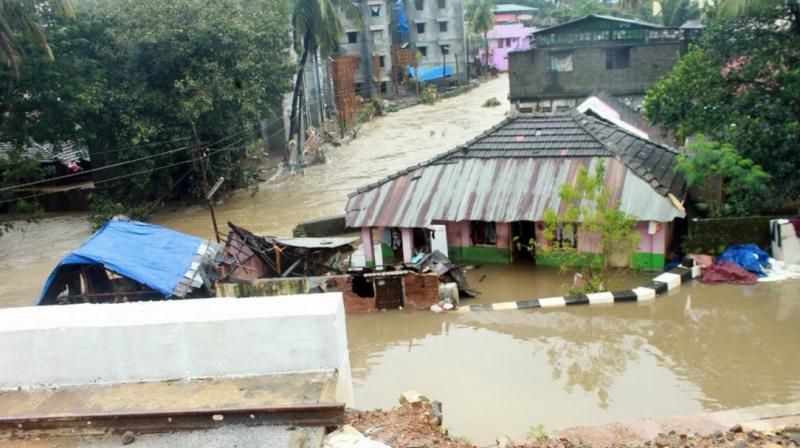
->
718, 244, 770, 277
396, 0, 409, 37
38, 220, 204, 304
407, 64, 454, 82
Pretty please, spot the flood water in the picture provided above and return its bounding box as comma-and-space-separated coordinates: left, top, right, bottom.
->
348, 266, 800, 444
1, 74, 799, 445
0, 76, 511, 305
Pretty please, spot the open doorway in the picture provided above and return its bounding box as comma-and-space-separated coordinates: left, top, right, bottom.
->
512, 221, 537, 261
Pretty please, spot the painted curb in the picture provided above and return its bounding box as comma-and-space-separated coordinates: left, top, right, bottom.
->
455, 264, 700, 313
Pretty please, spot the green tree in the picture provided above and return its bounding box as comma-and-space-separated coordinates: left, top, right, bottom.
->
521, 160, 640, 294
469, 0, 494, 74
645, 5, 800, 207
674, 136, 770, 217
657, 0, 700, 26
0, 0, 295, 226
719, 0, 800, 33
288, 0, 361, 162
0, 0, 75, 78
550, 0, 614, 23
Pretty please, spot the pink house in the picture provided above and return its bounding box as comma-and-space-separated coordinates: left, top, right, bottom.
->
345, 111, 688, 271
478, 23, 536, 72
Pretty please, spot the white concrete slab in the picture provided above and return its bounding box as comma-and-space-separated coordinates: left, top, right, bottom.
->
0, 295, 353, 406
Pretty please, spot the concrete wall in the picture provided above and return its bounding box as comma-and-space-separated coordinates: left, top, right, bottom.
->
338, 0, 393, 90
404, 0, 468, 83
0, 295, 353, 405
508, 41, 681, 102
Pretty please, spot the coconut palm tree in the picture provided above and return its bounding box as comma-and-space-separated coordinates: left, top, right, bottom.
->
288, 0, 362, 162
469, 0, 494, 77
0, 0, 75, 79
658, 0, 700, 26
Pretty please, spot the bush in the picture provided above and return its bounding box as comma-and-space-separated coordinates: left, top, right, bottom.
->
420, 84, 439, 105
482, 97, 501, 107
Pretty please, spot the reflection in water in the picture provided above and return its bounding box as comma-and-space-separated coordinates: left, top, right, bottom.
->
347, 265, 800, 445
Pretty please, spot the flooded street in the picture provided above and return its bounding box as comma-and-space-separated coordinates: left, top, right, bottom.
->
0, 76, 511, 306
348, 269, 800, 445
2, 74, 800, 446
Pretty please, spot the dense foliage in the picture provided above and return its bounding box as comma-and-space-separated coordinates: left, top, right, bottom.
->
674, 136, 770, 217
0, 0, 75, 78
645, 4, 800, 211
0, 0, 295, 226
657, 0, 700, 26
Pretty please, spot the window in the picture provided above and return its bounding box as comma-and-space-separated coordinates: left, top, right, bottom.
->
347, 31, 358, 44
370, 4, 381, 16
417, 46, 427, 57
498, 39, 505, 48
605, 47, 630, 70
414, 0, 424, 10
438, 21, 448, 32
372, 29, 384, 41
470, 221, 497, 245
548, 51, 573, 72
438, 0, 446, 8
416, 22, 426, 34
379, 55, 386, 68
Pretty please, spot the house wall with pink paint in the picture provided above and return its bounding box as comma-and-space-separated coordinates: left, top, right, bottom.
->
477, 23, 536, 71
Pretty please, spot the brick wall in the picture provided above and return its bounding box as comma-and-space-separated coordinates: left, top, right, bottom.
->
508, 42, 681, 101
403, 273, 440, 310
685, 216, 780, 254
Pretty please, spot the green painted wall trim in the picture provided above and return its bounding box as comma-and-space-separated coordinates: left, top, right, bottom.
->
535, 251, 665, 270
380, 243, 394, 260
632, 252, 665, 271
535, 251, 604, 268
448, 245, 512, 264
365, 260, 376, 267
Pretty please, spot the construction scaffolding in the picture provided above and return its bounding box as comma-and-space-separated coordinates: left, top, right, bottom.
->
331, 55, 360, 133
391, 46, 418, 95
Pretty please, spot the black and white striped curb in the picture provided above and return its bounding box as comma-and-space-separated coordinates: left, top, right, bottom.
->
455, 264, 701, 313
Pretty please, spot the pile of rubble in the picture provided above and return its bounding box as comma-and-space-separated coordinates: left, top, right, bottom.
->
339, 393, 800, 448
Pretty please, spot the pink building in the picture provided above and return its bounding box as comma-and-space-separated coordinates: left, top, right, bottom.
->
478, 23, 536, 72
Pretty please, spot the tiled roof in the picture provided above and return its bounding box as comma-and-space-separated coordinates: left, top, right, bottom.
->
345, 111, 687, 228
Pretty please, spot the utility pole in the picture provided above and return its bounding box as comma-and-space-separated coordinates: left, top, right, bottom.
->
359, 0, 376, 97
193, 131, 221, 243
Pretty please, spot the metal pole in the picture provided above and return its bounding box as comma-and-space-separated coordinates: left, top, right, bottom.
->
193, 133, 221, 243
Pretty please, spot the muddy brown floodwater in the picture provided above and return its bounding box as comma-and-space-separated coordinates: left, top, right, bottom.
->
1, 74, 799, 446
0, 76, 511, 305
348, 265, 800, 445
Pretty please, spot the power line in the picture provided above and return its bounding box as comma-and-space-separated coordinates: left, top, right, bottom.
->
0, 125, 260, 193
0, 141, 248, 207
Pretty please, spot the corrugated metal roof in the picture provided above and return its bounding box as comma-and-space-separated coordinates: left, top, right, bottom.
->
0, 140, 89, 166
346, 111, 686, 228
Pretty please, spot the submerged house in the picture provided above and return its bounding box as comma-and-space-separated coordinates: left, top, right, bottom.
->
345, 111, 687, 270
39, 219, 220, 305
